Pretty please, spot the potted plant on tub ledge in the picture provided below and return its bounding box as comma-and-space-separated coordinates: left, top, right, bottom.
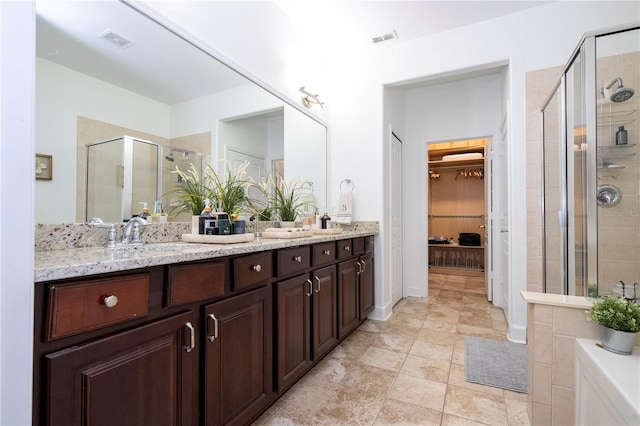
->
588, 296, 640, 355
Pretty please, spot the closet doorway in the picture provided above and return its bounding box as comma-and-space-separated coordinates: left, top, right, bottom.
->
427, 138, 492, 289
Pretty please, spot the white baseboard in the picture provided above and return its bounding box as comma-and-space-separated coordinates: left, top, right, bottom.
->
508, 323, 527, 344
370, 301, 393, 321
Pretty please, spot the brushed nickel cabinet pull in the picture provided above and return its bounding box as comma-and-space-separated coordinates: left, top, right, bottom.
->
305, 279, 313, 297
207, 313, 219, 342
323, 249, 331, 255
293, 256, 302, 262
252, 264, 262, 272
344, 246, 351, 251
314, 276, 321, 293
184, 322, 195, 352
356, 262, 362, 275
360, 260, 366, 273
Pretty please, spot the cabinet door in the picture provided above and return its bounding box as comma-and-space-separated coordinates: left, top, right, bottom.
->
311, 265, 338, 360
275, 274, 312, 392
204, 286, 273, 426
46, 311, 197, 426
337, 260, 360, 339
359, 253, 375, 320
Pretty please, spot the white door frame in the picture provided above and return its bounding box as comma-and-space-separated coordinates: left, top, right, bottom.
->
390, 127, 404, 306
484, 138, 494, 302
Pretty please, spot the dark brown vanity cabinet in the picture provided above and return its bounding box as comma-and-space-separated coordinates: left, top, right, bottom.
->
359, 252, 375, 319
203, 286, 273, 426
45, 311, 197, 426
34, 235, 375, 426
337, 237, 375, 338
35, 269, 198, 426
274, 242, 338, 392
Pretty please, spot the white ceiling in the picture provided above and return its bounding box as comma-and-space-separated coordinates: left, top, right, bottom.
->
274, 0, 554, 56
36, 1, 554, 105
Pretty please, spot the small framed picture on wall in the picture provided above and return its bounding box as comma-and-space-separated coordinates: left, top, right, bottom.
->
35, 153, 53, 180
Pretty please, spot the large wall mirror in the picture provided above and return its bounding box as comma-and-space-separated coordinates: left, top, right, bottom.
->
35, 0, 327, 224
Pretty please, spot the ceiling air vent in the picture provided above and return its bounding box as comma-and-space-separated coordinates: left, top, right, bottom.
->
98, 30, 135, 49
372, 30, 398, 44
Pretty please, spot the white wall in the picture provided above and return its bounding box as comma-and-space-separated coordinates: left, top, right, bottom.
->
326, 1, 640, 341
36, 58, 171, 223
0, 2, 34, 424
218, 114, 273, 161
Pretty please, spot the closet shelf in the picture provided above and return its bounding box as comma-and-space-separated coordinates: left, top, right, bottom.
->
428, 159, 484, 169
429, 214, 484, 219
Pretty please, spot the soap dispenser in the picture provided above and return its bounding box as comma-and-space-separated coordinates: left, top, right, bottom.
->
138, 202, 151, 219
199, 199, 215, 235
321, 211, 332, 229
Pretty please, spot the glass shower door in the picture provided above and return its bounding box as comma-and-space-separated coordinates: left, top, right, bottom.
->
131, 139, 159, 219
87, 138, 124, 223
595, 28, 640, 299
566, 48, 588, 296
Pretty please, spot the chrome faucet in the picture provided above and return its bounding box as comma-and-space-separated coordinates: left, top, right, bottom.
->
122, 217, 148, 245
88, 217, 118, 249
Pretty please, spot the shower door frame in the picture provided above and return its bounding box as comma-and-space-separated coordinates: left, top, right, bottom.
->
541, 25, 639, 296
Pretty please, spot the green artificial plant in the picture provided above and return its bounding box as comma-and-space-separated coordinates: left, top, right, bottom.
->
588, 296, 640, 333
269, 175, 315, 222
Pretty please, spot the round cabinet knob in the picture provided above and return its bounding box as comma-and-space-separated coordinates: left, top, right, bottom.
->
323, 250, 331, 255
103, 295, 119, 308
252, 264, 262, 272
344, 246, 350, 251
293, 256, 302, 262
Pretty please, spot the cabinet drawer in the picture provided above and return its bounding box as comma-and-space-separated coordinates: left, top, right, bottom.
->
46, 274, 149, 341
353, 237, 365, 255
312, 242, 335, 267
166, 261, 225, 307
277, 246, 310, 277
336, 239, 354, 260
365, 236, 375, 253
234, 252, 273, 291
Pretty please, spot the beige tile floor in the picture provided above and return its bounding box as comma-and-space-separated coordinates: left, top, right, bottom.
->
254, 273, 530, 425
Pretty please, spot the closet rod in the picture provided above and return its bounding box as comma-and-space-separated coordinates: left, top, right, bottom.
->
428, 214, 484, 219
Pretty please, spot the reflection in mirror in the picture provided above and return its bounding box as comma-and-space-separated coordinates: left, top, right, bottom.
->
35, 0, 327, 224
86, 136, 206, 223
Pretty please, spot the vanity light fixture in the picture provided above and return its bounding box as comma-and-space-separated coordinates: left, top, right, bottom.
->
300, 87, 324, 109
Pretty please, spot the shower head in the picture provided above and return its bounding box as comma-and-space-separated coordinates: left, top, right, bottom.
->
601, 78, 635, 103
165, 151, 174, 162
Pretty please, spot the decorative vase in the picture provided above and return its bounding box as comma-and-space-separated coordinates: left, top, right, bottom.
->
599, 325, 638, 355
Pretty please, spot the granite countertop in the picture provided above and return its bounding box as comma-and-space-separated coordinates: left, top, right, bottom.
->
35, 223, 377, 283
